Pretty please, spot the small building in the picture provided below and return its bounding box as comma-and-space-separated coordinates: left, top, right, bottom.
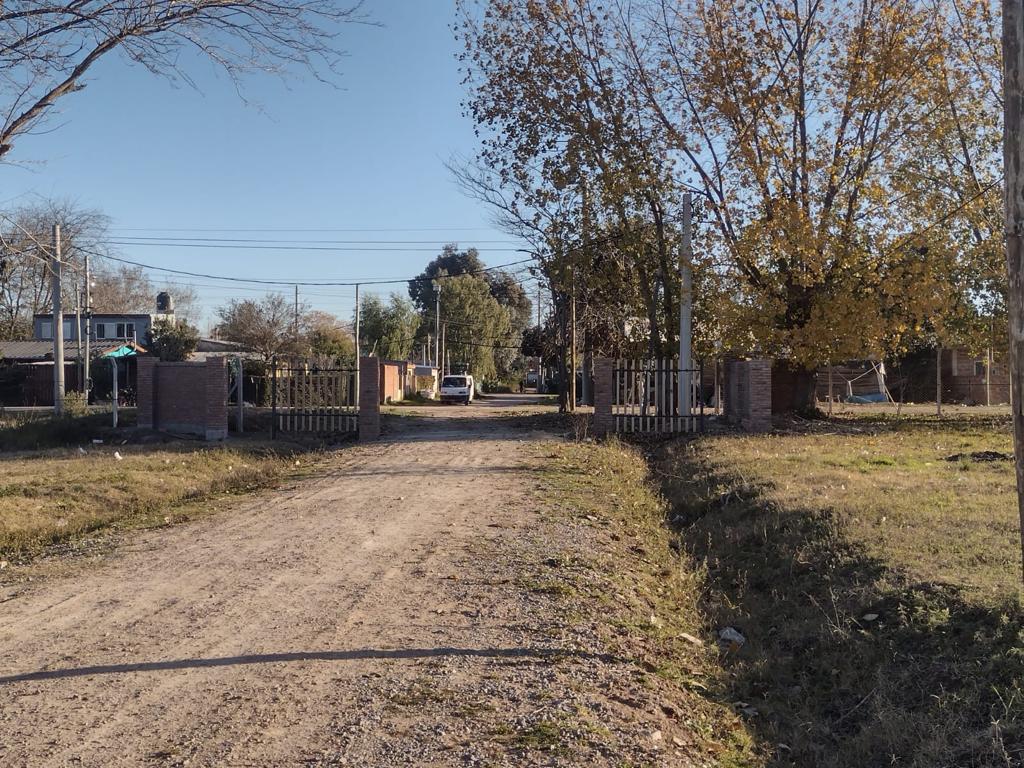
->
0, 339, 146, 407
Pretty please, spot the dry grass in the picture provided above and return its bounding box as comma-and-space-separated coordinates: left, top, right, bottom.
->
653, 415, 1024, 767
710, 417, 1020, 594
539, 439, 760, 765
0, 439, 317, 564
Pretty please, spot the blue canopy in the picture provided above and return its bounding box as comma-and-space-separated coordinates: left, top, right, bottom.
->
101, 345, 138, 359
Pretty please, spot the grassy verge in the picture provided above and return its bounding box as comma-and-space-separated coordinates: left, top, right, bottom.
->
0, 438, 320, 567
0, 410, 138, 452
537, 439, 761, 765
654, 416, 1023, 767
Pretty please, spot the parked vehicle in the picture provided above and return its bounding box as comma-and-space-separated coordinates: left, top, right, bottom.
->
440, 374, 475, 404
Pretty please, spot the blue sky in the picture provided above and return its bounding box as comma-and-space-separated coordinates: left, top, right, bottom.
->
3, 1, 527, 330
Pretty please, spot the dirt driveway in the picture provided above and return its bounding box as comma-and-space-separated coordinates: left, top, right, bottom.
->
0, 400, 693, 767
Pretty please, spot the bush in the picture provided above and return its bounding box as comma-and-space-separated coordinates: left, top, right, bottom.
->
147, 318, 200, 361
62, 391, 89, 418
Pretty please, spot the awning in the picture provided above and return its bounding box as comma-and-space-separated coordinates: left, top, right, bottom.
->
102, 345, 139, 359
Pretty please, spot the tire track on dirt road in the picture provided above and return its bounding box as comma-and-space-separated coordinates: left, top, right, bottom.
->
1, 407, 705, 766
0, 426, 557, 766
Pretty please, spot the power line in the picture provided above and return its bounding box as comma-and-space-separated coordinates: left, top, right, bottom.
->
108, 226, 508, 233
112, 236, 523, 245
106, 240, 526, 253
84, 250, 536, 287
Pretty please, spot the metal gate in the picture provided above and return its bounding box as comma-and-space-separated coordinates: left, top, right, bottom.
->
270, 361, 358, 437
612, 358, 704, 433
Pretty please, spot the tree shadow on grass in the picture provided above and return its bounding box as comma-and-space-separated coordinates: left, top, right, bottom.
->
652, 442, 1024, 768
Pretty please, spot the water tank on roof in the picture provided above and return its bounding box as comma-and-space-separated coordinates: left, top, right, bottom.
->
156, 291, 174, 313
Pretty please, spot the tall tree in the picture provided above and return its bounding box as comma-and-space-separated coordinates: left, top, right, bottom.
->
0, 1, 363, 161
305, 310, 355, 364
408, 245, 486, 312
437, 274, 513, 380
89, 265, 194, 317
214, 293, 301, 362
358, 293, 419, 361
0, 199, 109, 339
458, 0, 1004, 406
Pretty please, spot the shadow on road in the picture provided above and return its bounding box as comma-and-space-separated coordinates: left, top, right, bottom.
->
0, 646, 624, 684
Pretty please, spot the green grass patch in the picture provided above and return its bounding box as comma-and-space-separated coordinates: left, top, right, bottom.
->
654, 416, 1024, 766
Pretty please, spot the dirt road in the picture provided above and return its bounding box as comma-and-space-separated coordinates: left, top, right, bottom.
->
0, 399, 690, 766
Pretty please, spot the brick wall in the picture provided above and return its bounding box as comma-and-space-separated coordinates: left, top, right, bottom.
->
593, 358, 614, 437
723, 359, 772, 432
380, 362, 403, 404
359, 356, 381, 441
136, 355, 228, 440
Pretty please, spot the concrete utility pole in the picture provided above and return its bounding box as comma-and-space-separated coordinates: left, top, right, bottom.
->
1003, 0, 1024, 583
354, 283, 360, 405
51, 224, 65, 415
293, 284, 299, 344
74, 280, 83, 391
83, 250, 92, 401
434, 282, 441, 369
679, 193, 694, 419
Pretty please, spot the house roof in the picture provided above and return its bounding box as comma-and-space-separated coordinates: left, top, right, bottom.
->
0, 340, 146, 362
196, 337, 247, 352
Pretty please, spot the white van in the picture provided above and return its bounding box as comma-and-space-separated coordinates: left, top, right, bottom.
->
440, 374, 475, 404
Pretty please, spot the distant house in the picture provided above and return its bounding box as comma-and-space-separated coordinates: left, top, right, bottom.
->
33, 312, 157, 345
32, 291, 177, 346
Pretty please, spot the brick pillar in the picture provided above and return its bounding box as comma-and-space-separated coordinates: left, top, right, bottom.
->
204, 356, 229, 441
137, 356, 157, 430
744, 359, 772, 432
359, 356, 381, 441
593, 358, 614, 437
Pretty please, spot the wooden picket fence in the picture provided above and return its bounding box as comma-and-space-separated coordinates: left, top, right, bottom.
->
271, 363, 358, 436
613, 358, 702, 433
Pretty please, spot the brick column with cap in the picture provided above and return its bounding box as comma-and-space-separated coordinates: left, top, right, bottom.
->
204, 356, 229, 441
137, 355, 156, 430
593, 358, 614, 437
359, 356, 381, 441
744, 359, 772, 432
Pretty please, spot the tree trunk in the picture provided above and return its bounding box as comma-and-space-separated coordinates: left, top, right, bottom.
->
556, 294, 569, 413
790, 365, 817, 411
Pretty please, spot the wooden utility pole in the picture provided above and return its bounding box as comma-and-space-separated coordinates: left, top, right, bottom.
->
570, 264, 577, 411
679, 193, 693, 419
936, 345, 943, 417
1002, 0, 1024, 582
51, 224, 65, 415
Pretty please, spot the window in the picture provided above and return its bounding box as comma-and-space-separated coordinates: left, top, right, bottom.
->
126, 322, 135, 339
62, 320, 73, 339
39, 320, 52, 339
95, 322, 107, 340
